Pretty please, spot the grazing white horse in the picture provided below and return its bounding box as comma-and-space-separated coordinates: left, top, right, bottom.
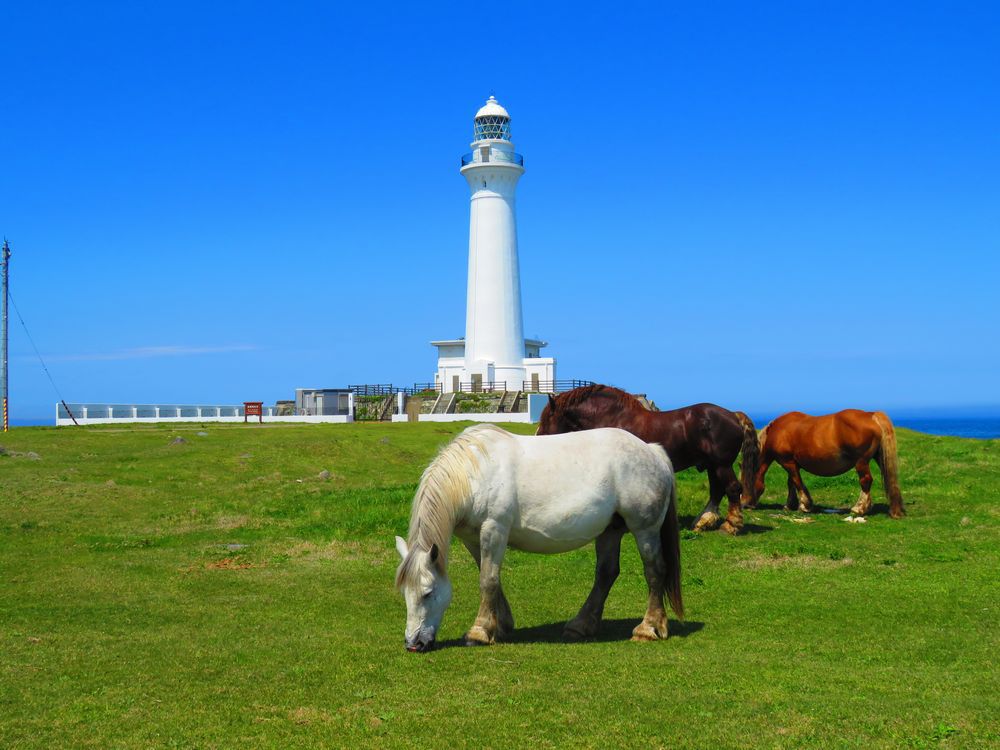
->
394, 424, 683, 651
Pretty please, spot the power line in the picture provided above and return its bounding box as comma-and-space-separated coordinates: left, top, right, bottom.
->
7, 288, 72, 406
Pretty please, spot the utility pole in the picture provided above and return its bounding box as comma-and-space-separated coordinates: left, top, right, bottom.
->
2, 238, 9, 432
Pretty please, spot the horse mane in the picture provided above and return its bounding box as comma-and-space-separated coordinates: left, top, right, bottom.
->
554, 384, 643, 413
395, 424, 506, 588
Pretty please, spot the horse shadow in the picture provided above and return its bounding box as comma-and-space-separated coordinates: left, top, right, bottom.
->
435, 618, 704, 650
678, 514, 776, 535
748, 501, 850, 514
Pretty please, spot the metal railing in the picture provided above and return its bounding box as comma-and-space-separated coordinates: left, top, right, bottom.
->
522, 379, 595, 393
460, 150, 524, 167
349, 383, 442, 397
454, 380, 504, 393
348, 384, 396, 396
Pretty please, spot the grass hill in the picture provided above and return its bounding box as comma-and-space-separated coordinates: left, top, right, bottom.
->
1, 422, 997, 748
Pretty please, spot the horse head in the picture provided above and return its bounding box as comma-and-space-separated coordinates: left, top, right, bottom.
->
394, 536, 452, 652
535, 394, 562, 434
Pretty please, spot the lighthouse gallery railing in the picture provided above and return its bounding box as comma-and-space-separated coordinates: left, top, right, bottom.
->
461, 151, 524, 167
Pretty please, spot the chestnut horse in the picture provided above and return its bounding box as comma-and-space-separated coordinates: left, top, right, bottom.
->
748, 409, 905, 518
537, 384, 759, 534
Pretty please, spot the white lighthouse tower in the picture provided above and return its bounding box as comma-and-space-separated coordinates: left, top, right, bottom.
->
432, 96, 555, 393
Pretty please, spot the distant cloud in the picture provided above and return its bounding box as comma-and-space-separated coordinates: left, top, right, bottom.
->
42, 344, 259, 362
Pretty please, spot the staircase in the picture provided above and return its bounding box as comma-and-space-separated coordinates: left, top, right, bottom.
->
433, 392, 456, 414
496, 390, 521, 413
377, 395, 396, 421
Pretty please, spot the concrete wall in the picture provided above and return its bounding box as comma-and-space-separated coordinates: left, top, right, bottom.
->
57, 414, 354, 426
389, 394, 547, 424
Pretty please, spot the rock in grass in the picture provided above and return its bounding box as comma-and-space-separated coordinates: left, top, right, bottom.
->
318, 470, 331, 481
171, 437, 187, 446
24, 452, 41, 460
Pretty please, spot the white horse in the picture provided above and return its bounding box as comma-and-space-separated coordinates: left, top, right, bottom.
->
394, 424, 683, 651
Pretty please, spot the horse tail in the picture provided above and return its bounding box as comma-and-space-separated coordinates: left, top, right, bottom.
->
872, 411, 905, 519
661, 474, 684, 620
749, 422, 771, 505
734, 411, 760, 506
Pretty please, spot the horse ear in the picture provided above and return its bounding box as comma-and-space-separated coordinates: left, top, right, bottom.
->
394, 536, 409, 560
547, 394, 556, 408
429, 543, 439, 562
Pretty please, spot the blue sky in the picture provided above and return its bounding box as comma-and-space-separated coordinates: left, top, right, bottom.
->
2, 1, 998, 420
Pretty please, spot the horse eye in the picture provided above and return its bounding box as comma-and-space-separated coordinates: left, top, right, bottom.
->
422, 591, 433, 600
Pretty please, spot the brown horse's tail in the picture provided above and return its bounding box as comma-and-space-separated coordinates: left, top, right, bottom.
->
734, 411, 760, 506
872, 411, 905, 518
661, 476, 684, 620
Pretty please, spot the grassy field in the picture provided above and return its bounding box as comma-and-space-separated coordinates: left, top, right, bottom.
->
1, 422, 997, 748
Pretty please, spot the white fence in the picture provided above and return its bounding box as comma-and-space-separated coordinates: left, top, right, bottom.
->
56, 402, 354, 426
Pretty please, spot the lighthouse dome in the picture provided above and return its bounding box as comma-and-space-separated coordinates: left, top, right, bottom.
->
473, 95, 511, 141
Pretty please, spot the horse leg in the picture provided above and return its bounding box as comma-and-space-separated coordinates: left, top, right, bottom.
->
851, 460, 874, 515
692, 472, 723, 532
465, 519, 510, 646
717, 465, 745, 535
783, 461, 814, 512
630, 528, 669, 641
564, 524, 626, 640
461, 538, 514, 635
785, 473, 799, 511
749, 458, 772, 507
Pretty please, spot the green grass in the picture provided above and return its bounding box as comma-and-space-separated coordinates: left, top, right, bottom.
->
1, 422, 997, 748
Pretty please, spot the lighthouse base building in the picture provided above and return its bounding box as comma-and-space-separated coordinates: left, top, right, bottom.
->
431, 337, 556, 394
431, 95, 556, 394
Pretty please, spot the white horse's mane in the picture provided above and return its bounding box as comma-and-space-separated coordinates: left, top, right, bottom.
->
395, 424, 507, 587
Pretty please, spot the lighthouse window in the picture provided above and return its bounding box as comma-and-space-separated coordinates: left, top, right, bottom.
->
474, 115, 511, 141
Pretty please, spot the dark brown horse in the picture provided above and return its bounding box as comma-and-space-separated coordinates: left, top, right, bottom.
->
537, 384, 760, 534
749, 409, 904, 518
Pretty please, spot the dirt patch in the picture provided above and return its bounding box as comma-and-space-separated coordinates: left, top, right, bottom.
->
288, 706, 333, 725
282, 539, 386, 562
216, 514, 254, 530
205, 557, 259, 570
737, 553, 854, 571
3, 449, 41, 460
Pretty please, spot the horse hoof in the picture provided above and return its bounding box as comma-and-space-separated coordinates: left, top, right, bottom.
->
563, 619, 598, 641
464, 626, 494, 646
720, 520, 741, 536
692, 512, 721, 532
631, 621, 667, 641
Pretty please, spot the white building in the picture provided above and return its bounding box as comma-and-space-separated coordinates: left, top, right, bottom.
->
432, 96, 556, 393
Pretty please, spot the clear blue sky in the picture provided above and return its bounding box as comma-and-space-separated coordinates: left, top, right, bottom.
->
2, 1, 998, 420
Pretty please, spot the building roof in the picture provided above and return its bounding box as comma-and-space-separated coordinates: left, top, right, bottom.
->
475, 95, 510, 120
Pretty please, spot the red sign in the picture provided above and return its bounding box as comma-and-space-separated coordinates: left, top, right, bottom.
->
244, 401, 263, 423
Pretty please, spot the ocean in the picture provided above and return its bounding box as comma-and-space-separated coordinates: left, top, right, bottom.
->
747, 415, 1000, 440
893, 418, 1000, 440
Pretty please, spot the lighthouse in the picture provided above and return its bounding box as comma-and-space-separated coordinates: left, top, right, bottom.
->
432, 96, 555, 393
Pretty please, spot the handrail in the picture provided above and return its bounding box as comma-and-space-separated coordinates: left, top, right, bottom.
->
461, 150, 524, 168
522, 379, 595, 393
